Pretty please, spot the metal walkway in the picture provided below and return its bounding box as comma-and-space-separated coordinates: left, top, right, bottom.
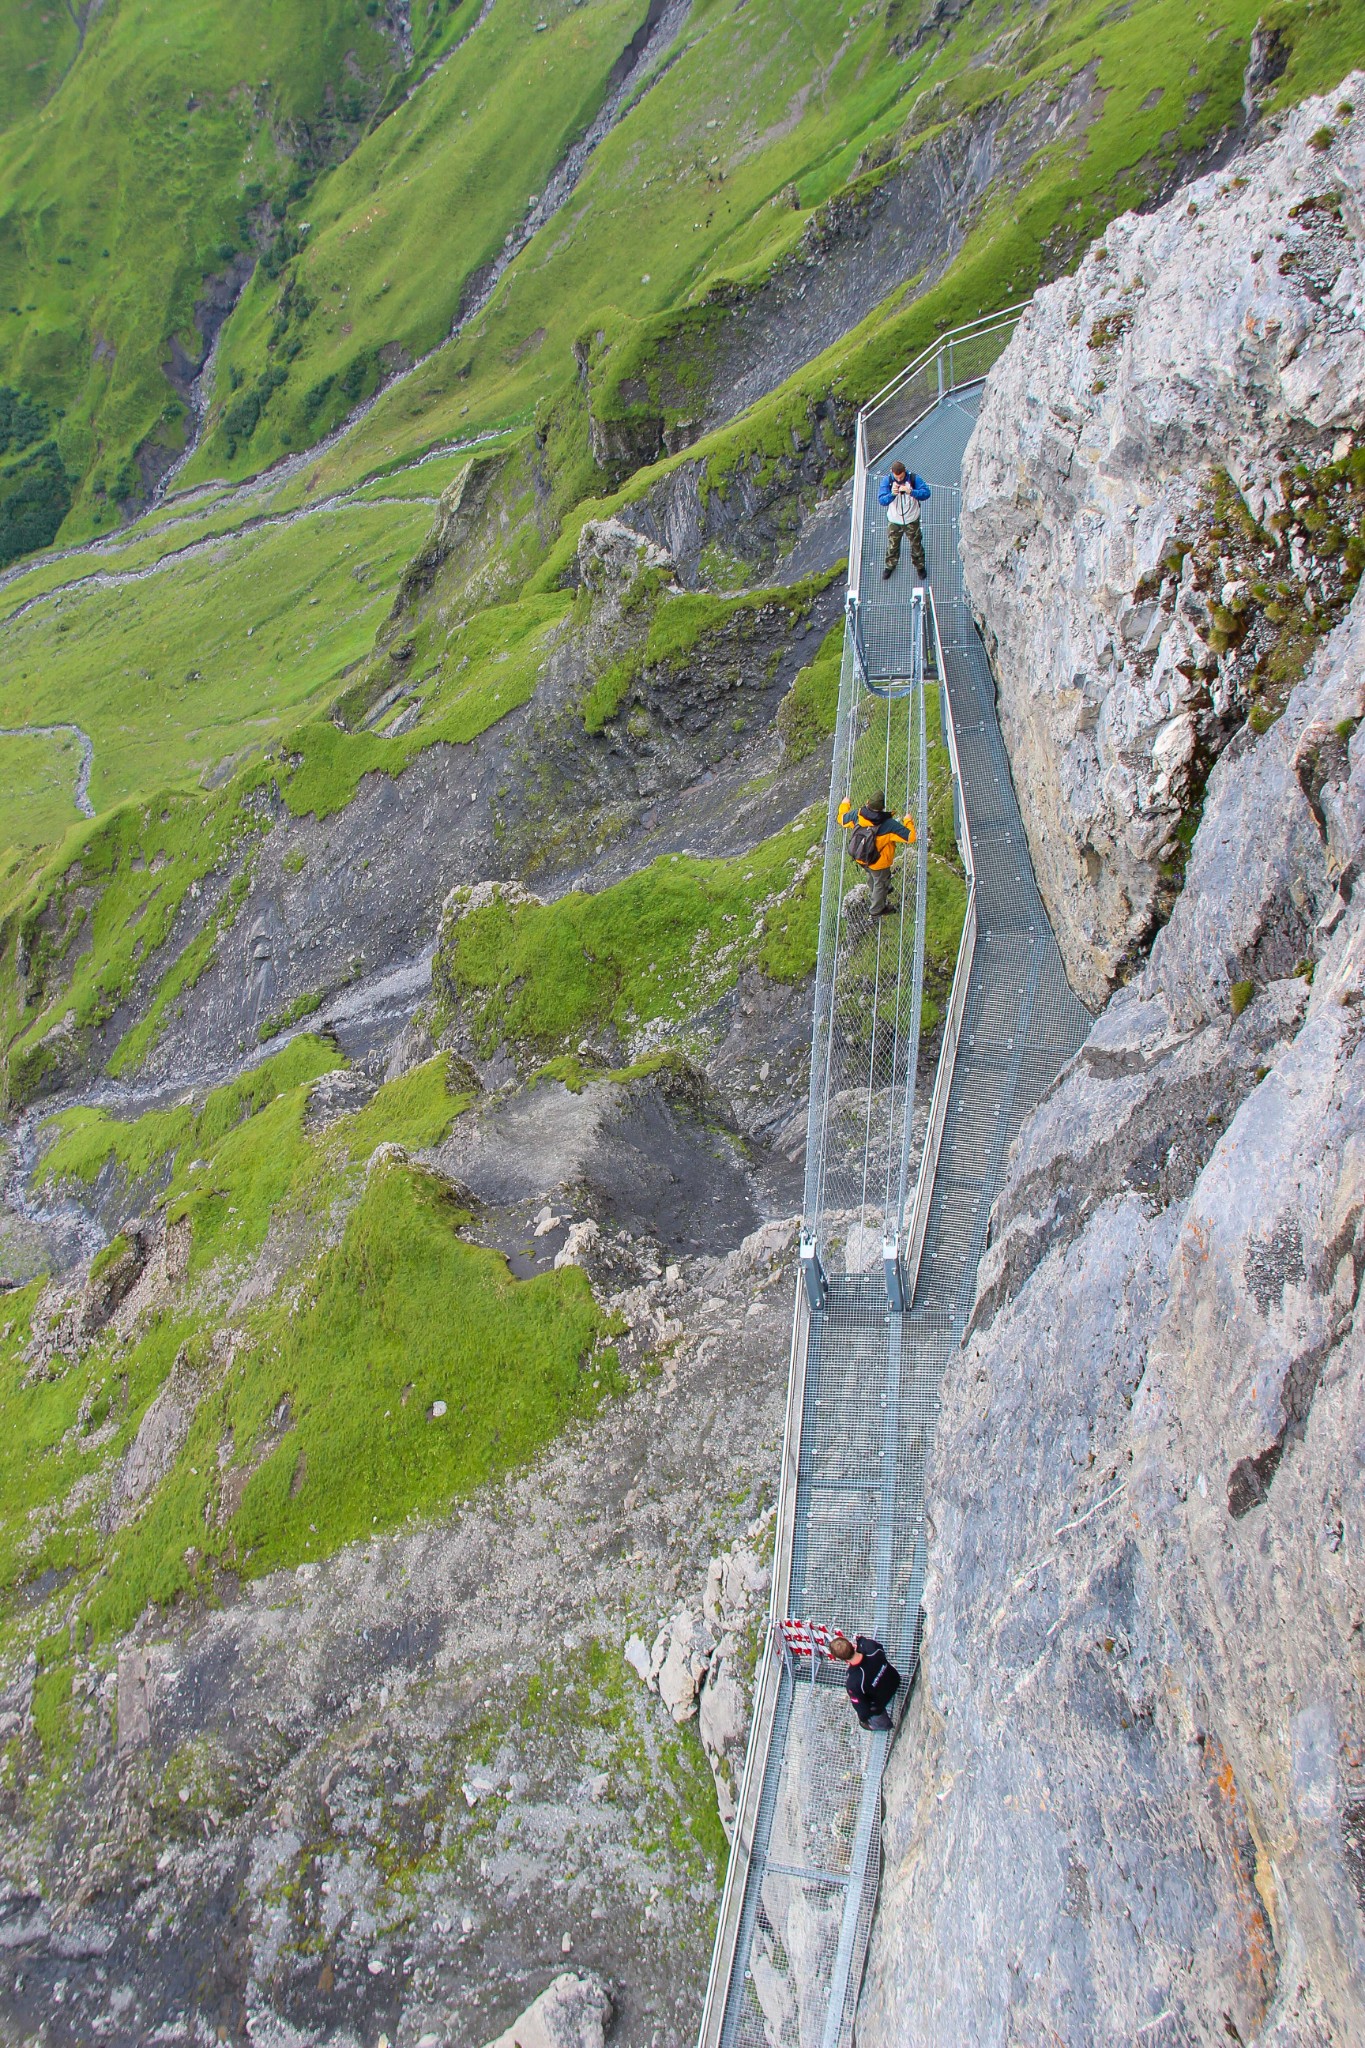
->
698, 315, 1091, 2048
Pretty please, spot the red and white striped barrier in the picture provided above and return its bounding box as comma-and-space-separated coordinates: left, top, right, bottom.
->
777, 1618, 840, 1665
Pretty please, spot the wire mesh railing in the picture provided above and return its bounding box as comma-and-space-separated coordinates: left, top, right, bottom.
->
800, 593, 930, 1294
697, 302, 1045, 2048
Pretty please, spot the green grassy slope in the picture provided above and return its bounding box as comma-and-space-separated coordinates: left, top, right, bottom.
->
0, 0, 400, 552
0, 496, 431, 826
0, 0, 1360, 1805
0, 0, 79, 135
186, 0, 878, 484
189, 0, 654, 477
286, 0, 1316, 497
0, 0, 1356, 1107
0, 1041, 616, 1761
0, 726, 86, 851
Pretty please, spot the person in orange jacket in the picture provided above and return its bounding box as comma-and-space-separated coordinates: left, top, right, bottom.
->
838, 789, 916, 917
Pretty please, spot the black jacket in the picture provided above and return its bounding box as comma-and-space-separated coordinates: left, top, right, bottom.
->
844, 1635, 900, 1717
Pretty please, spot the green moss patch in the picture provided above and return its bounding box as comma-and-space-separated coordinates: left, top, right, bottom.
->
80, 1158, 610, 1640
582, 572, 837, 735
3, 1045, 617, 1710
435, 814, 824, 1059
281, 592, 570, 819
38, 1035, 343, 1198
0, 783, 273, 1105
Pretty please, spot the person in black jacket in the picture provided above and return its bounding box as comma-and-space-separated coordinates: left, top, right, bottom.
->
828, 1633, 900, 1730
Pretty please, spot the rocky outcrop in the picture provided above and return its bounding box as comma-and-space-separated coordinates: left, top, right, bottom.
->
0, 1200, 796, 2047
962, 78, 1365, 1007
863, 89, 1365, 2048
21, 1211, 189, 1376
628, 1510, 773, 1829
484, 1972, 613, 2048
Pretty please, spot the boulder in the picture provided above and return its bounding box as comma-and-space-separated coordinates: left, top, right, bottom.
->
648, 1605, 715, 1721
483, 1972, 613, 2048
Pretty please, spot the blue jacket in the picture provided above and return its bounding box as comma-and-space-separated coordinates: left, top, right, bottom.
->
877, 471, 931, 505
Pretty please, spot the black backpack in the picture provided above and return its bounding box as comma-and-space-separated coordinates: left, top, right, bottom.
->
848, 817, 881, 867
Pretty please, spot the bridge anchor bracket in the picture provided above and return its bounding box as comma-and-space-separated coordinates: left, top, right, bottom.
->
883, 1237, 907, 1315
800, 1235, 828, 1312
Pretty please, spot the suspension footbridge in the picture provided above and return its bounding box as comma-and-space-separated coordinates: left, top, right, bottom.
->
698, 312, 1091, 2048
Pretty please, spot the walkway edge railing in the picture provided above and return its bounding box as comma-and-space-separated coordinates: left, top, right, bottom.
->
903, 593, 977, 1304
696, 1286, 812, 2048
697, 300, 1026, 2048
860, 303, 1029, 467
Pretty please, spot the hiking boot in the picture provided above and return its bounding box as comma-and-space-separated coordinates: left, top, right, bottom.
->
865, 1711, 893, 1730
875, 901, 898, 917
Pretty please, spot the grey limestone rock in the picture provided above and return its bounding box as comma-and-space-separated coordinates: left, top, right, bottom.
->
961, 74, 1365, 1007
863, 692, 1365, 2037
483, 1972, 613, 2048
861, 89, 1365, 2048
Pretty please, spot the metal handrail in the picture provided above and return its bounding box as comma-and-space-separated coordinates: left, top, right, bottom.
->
697, 297, 1027, 2048
847, 418, 868, 606
846, 592, 870, 687
903, 888, 974, 1301
861, 305, 1025, 467
903, 590, 976, 1298
695, 1284, 811, 2048
860, 301, 1030, 426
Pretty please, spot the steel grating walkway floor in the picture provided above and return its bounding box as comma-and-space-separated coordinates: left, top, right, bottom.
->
704, 383, 1090, 2048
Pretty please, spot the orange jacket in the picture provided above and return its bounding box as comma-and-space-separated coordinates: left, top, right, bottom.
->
838, 800, 916, 871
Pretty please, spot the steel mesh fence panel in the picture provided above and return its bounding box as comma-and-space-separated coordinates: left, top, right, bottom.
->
701, 309, 1091, 2048
803, 616, 929, 1274
862, 307, 1023, 462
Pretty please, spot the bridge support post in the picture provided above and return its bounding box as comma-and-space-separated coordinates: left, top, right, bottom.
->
846, 591, 868, 685
882, 1237, 906, 1314
800, 1235, 828, 1312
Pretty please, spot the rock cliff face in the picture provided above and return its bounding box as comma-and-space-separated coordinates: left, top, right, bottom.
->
862, 80, 1365, 2048
961, 79, 1365, 1009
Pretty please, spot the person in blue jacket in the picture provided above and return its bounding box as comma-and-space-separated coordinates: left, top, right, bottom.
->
878, 460, 929, 579
829, 1632, 901, 1730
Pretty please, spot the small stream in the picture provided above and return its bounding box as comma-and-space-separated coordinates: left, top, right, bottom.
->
0, 722, 95, 816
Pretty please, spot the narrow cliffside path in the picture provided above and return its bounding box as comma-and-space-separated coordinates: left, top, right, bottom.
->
701, 325, 1089, 2048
